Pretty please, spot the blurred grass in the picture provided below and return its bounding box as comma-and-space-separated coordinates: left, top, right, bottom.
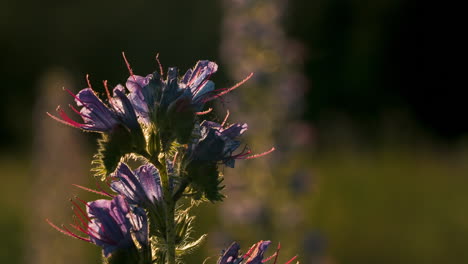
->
0, 155, 30, 263
309, 146, 468, 263
2, 139, 468, 263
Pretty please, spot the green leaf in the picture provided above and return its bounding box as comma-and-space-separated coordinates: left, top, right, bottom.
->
176, 234, 207, 256
91, 126, 136, 180
186, 161, 225, 202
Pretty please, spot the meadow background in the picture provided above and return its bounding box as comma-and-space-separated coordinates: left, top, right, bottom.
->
1, 1, 465, 263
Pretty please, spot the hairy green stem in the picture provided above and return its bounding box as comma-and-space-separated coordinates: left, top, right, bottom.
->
158, 155, 176, 264
173, 178, 189, 202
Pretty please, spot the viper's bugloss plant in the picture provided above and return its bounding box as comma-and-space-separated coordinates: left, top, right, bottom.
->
47, 53, 297, 264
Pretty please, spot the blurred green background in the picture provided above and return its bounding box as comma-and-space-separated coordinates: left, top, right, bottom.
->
1, 0, 466, 263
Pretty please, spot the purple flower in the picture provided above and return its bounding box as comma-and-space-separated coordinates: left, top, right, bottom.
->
48, 77, 141, 133
186, 119, 275, 169
218, 241, 298, 264
179, 60, 218, 108
192, 120, 248, 168
110, 162, 163, 206
218, 240, 270, 264
218, 242, 241, 264
87, 196, 148, 257
47, 195, 148, 257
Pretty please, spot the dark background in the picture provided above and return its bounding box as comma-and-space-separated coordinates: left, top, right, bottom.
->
1, 0, 465, 151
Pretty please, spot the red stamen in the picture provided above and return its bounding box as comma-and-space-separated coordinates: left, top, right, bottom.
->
243, 241, 260, 259
46, 219, 91, 242
284, 256, 298, 264
71, 199, 92, 223
202, 72, 254, 103
172, 152, 178, 165
195, 108, 213, 115
122, 51, 136, 81
68, 104, 92, 120
221, 110, 230, 127
262, 252, 278, 263
187, 67, 202, 87
155, 53, 164, 77
62, 225, 92, 242
72, 206, 89, 230
230, 145, 251, 160
95, 181, 114, 197
75, 197, 90, 207
84, 221, 117, 245
243, 147, 276, 160
47, 106, 87, 129
65, 88, 90, 109
192, 72, 213, 95
232, 149, 252, 159
273, 242, 281, 264
103, 80, 112, 101
72, 184, 112, 197
69, 221, 85, 233
86, 74, 92, 89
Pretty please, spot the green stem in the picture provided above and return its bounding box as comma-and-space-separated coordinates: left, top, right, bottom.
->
158, 155, 176, 264
173, 178, 189, 202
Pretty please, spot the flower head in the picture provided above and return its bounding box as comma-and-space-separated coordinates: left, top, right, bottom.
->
188, 119, 274, 168
189, 120, 248, 168
48, 76, 141, 134
47, 195, 148, 257
121, 55, 252, 123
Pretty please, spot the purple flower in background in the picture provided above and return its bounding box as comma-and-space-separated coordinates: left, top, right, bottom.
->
47, 195, 148, 257
48, 76, 141, 133
110, 162, 163, 206
218, 241, 298, 264
218, 240, 270, 264
243, 240, 271, 264
218, 242, 241, 264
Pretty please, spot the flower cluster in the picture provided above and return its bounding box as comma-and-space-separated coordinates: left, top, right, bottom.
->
47, 54, 295, 264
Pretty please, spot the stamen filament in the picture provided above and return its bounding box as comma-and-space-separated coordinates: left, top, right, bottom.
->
72, 184, 112, 197
122, 51, 136, 81
155, 53, 164, 77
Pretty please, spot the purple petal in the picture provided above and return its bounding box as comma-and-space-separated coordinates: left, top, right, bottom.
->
202, 120, 221, 128
128, 207, 148, 248
134, 164, 163, 204
181, 68, 193, 84
126, 75, 151, 93
111, 162, 163, 206
186, 61, 218, 94
110, 85, 141, 130
221, 123, 248, 139
218, 242, 240, 264
75, 88, 119, 131
87, 196, 133, 257
110, 163, 147, 205
126, 75, 152, 124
